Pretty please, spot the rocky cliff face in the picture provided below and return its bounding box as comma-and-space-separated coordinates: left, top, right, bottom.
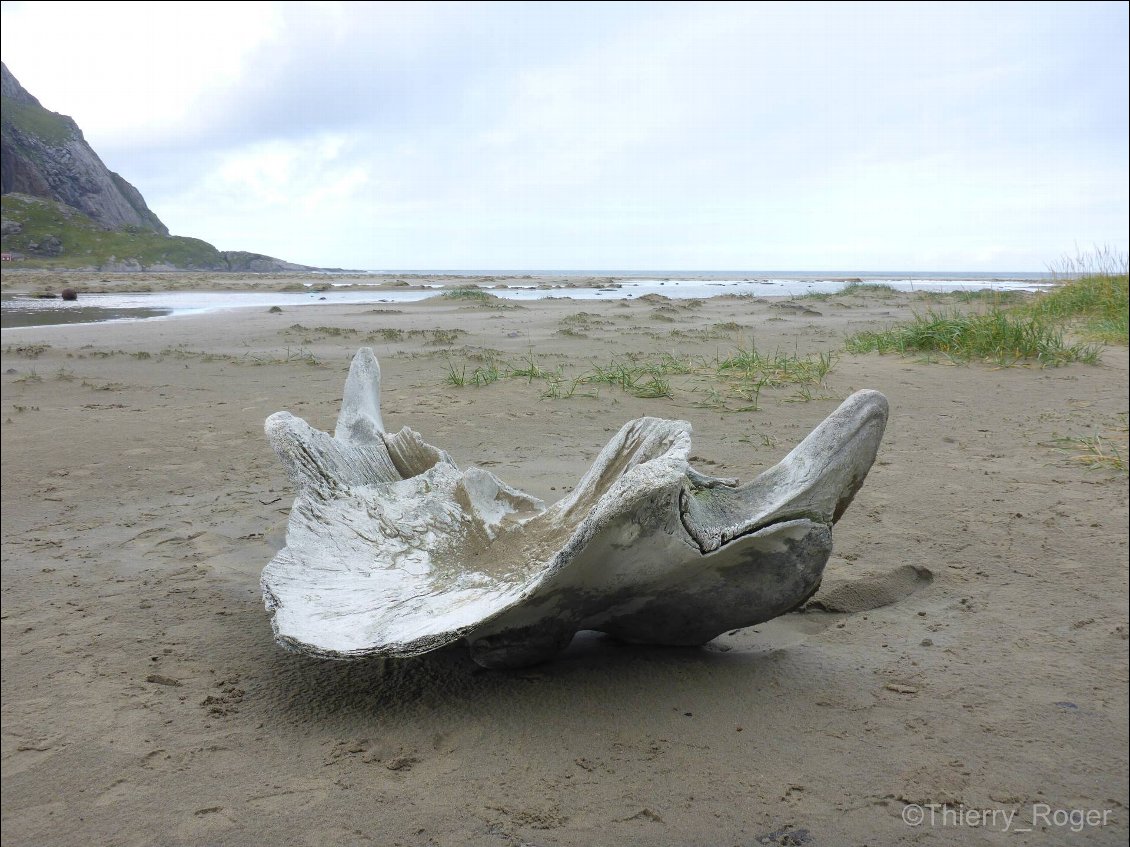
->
1, 64, 320, 271
1, 62, 168, 234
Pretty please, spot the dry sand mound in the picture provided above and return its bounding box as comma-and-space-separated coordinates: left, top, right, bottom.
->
808, 565, 934, 613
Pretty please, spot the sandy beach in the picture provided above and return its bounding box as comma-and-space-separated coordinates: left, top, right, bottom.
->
2, 279, 1127, 846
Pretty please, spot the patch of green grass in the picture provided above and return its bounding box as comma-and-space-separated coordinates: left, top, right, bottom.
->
438, 286, 522, 310
444, 362, 468, 386
1024, 272, 1128, 344
442, 343, 837, 409
442, 287, 494, 301
633, 376, 673, 398
692, 382, 763, 413
469, 360, 502, 385
1055, 435, 1127, 473
149, 346, 322, 367
540, 378, 579, 400
446, 353, 503, 386
79, 377, 126, 391
843, 281, 897, 296
247, 347, 322, 367
836, 282, 894, 298
5, 343, 51, 358
716, 343, 838, 386
784, 385, 837, 403
667, 323, 745, 342
705, 343, 836, 410
1047, 415, 1128, 474
915, 289, 1031, 306
418, 328, 465, 346
797, 281, 898, 301
560, 312, 593, 326
845, 309, 1101, 366
575, 355, 685, 398
507, 351, 557, 383
1, 195, 220, 268
2, 96, 78, 145
841, 251, 1125, 365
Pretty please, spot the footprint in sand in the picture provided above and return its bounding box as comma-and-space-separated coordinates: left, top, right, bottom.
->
93, 778, 136, 807
5, 738, 62, 777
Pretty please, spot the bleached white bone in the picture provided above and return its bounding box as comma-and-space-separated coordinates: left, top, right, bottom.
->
263, 348, 887, 668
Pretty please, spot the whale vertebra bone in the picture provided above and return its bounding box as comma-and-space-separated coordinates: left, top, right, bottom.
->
262, 348, 888, 668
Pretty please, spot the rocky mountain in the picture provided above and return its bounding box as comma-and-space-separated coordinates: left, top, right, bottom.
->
2, 62, 168, 234
1, 63, 314, 271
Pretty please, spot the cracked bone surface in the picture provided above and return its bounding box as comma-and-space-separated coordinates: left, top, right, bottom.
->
262, 348, 888, 669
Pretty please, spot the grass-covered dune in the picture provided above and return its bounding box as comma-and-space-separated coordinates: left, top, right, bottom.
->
1026, 268, 1129, 344
844, 257, 1128, 365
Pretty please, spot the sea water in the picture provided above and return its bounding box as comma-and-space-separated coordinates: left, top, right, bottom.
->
1, 270, 1054, 329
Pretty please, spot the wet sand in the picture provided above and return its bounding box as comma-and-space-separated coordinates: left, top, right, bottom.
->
0, 269, 635, 294
2, 283, 1127, 846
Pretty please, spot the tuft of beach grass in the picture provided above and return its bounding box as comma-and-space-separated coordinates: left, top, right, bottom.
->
845, 309, 1101, 366
443, 342, 838, 409
845, 250, 1126, 364
1025, 250, 1128, 344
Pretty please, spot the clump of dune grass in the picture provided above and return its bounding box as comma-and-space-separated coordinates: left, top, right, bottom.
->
915, 289, 1031, 306
441, 286, 494, 301
244, 347, 322, 367
1024, 250, 1128, 344
1056, 434, 1127, 473
716, 343, 837, 386
843, 250, 1126, 364
5, 343, 51, 358
507, 351, 558, 383
440, 286, 522, 310
573, 353, 692, 399
1047, 415, 1128, 475
842, 281, 897, 296
445, 355, 503, 386
845, 309, 1101, 366
796, 281, 898, 301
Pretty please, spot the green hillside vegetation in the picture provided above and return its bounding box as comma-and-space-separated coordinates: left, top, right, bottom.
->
1, 96, 79, 145
1, 194, 222, 268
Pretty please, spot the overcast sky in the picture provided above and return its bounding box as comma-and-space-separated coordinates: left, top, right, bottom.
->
2, 1, 1127, 270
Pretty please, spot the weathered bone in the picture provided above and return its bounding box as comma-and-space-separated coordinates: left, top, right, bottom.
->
262, 348, 888, 668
